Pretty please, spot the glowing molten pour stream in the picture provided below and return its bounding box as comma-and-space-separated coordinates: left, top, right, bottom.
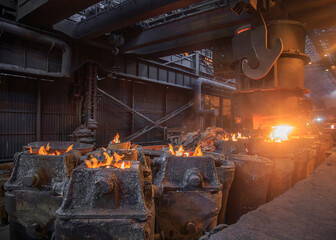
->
269, 125, 294, 142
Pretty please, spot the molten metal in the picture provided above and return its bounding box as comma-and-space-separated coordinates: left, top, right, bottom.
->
269, 125, 294, 142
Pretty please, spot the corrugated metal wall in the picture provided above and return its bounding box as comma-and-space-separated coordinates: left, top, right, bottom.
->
0, 75, 80, 162
40, 78, 80, 141
96, 77, 193, 145
0, 76, 37, 161
0, 74, 194, 161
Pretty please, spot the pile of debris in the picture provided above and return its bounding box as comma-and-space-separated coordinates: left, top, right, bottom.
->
177, 127, 228, 152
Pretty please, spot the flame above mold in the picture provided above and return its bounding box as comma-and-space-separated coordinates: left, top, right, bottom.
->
29, 143, 73, 155
84, 148, 131, 169
112, 133, 120, 144
168, 144, 203, 157
223, 132, 249, 141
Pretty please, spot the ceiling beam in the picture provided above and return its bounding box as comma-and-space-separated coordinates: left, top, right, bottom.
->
17, 0, 101, 28
122, 6, 250, 56
53, 0, 205, 39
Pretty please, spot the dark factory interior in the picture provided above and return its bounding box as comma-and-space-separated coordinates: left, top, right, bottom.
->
0, 0, 336, 239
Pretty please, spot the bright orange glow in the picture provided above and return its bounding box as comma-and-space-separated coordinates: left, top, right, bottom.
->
269, 125, 294, 142
237, 132, 248, 139
237, 27, 251, 35
232, 134, 238, 141
112, 133, 120, 144
84, 148, 130, 169
29, 147, 33, 153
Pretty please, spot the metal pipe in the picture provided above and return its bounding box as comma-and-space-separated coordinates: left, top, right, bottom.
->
0, 21, 71, 78
193, 77, 235, 116
193, 78, 235, 129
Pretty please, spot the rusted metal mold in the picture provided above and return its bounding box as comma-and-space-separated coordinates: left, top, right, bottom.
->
214, 140, 248, 155
305, 148, 316, 175
225, 154, 273, 224
5, 149, 82, 239
216, 159, 235, 225
291, 149, 309, 186
54, 161, 154, 240
142, 145, 167, 159
315, 134, 334, 167
247, 138, 300, 159
153, 153, 223, 240
247, 138, 317, 201
108, 141, 131, 150
266, 157, 294, 202
0, 163, 13, 226
25, 141, 94, 155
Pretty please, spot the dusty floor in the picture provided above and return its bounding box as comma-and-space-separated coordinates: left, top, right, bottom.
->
207, 150, 336, 240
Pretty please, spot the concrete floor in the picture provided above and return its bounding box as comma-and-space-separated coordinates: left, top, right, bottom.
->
206, 150, 336, 240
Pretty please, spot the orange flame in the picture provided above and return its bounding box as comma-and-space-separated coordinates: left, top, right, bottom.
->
116, 161, 131, 169
176, 145, 184, 156
38, 146, 48, 155
31, 143, 73, 155
84, 148, 130, 169
232, 134, 237, 142
169, 144, 175, 155
226, 133, 248, 141
168, 144, 203, 157
65, 144, 73, 153
112, 133, 120, 144
237, 132, 248, 139
193, 145, 203, 156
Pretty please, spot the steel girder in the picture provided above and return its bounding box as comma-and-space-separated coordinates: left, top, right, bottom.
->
122, 6, 250, 56
53, 0, 205, 39
17, 0, 101, 27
